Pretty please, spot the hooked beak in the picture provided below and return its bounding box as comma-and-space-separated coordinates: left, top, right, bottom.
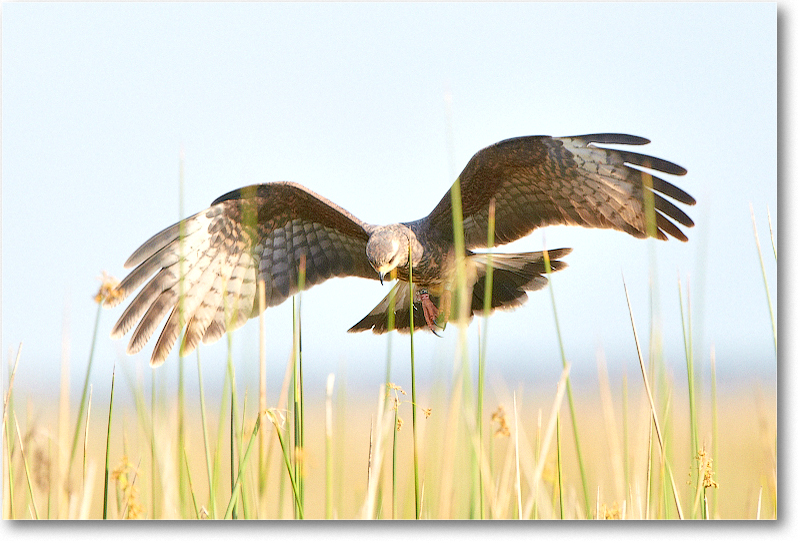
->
379, 271, 385, 286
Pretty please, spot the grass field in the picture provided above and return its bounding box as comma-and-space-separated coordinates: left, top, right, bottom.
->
1, 347, 777, 520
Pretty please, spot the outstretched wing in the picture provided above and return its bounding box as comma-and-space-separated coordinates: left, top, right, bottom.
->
106, 181, 376, 366
421, 134, 695, 248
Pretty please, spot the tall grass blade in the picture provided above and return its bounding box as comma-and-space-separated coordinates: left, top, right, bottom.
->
57, 325, 71, 518
513, 392, 522, 519
223, 414, 262, 519
392, 393, 399, 519
2, 343, 22, 430
224, 321, 243, 518
622, 375, 631, 509
325, 373, 335, 519
3, 345, 22, 518
258, 279, 268, 504
362, 387, 390, 519
449, 168, 475, 517
407, 244, 421, 519
597, 351, 625, 502
150, 368, 158, 519
757, 486, 763, 520
678, 276, 700, 518
522, 363, 571, 519
477, 198, 496, 519
103, 365, 117, 519
267, 409, 304, 518
750, 205, 777, 358
293, 254, 307, 517
622, 278, 684, 519
645, 417, 653, 519
273, 345, 297, 518
542, 247, 591, 516
14, 414, 40, 519
385, 268, 397, 378
183, 447, 201, 519
711, 345, 719, 516
238, 392, 250, 519
194, 350, 217, 518
767, 207, 776, 260
68, 303, 103, 478
82, 386, 93, 490
556, 414, 564, 519
229, 377, 237, 519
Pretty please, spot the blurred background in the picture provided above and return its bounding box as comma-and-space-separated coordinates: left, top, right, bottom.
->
3, 2, 776, 402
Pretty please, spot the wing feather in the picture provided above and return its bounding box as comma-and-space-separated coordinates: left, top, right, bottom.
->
109, 181, 375, 366
421, 134, 694, 248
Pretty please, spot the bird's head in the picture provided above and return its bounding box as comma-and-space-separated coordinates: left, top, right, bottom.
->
366, 225, 411, 285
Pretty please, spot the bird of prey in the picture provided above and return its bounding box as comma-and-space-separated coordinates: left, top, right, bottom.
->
105, 133, 694, 366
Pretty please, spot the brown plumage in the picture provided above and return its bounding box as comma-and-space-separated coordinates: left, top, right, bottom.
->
106, 133, 694, 366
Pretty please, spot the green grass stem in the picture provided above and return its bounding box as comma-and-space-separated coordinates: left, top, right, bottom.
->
150, 368, 157, 519
2, 344, 21, 431
513, 393, 521, 519
102, 365, 116, 519
224, 323, 243, 518
750, 205, 777, 359
448, 174, 478, 517
183, 447, 201, 519
14, 414, 39, 519
768, 207, 776, 260
223, 413, 262, 519
407, 244, 421, 519
711, 346, 719, 517
477, 198, 496, 519
622, 278, 684, 519
3, 345, 22, 519
522, 363, 571, 519
82, 385, 92, 490
258, 280, 269, 504
622, 374, 630, 503
195, 350, 217, 518
4, 347, 23, 519
267, 410, 304, 518
392, 395, 399, 519
68, 303, 102, 478
556, 413, 564, 519
678, 276, 701, 517
543, 248, 591, 516
293, 255, 307, 517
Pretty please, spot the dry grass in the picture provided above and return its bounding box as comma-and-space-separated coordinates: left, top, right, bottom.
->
2, 345, 777, 519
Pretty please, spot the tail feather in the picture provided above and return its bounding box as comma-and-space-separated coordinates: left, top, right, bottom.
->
470, 248, 571, 314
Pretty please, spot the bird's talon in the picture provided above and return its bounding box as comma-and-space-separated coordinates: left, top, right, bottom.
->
419, 289, 443, 335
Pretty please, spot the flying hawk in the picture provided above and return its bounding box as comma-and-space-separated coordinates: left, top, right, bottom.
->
105, 133, 694, 366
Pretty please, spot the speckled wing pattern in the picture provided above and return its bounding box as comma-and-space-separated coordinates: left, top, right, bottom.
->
105, 182, 376, 366
422, 134, 695, 248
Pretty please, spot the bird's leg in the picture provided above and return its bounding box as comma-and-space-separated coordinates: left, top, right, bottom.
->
419, 288, 443, 337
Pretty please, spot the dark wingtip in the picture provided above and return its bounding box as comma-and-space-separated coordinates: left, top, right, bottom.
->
580, 133, 651, 146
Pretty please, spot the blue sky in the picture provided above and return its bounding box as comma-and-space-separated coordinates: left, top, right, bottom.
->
2, 2, 777, 399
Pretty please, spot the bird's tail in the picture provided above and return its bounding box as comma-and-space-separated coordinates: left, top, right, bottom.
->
348, 248, 571, 334
468, 248, 571, 314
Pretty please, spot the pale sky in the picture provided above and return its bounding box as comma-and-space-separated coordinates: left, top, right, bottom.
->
2, 2, 777, 399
